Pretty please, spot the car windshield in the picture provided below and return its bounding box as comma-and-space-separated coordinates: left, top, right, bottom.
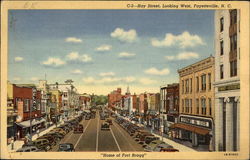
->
59, 145, 71, 149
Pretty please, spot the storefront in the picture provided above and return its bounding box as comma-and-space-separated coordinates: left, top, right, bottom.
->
170, 115, 213, 148
15, 117, 46, 138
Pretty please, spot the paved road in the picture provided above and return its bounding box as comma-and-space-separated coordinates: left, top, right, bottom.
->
50, 111, 144, 152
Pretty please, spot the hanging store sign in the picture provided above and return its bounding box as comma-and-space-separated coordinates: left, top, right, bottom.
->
179, 115, 212, 129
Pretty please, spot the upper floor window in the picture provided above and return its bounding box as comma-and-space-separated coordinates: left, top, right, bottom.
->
24, 99, 30, 112
209, 98, 212, 116
220, 17, 224, 32
230, 9, 237, 25
196, 77, 199, 92
63, 92, 68, 98
220, 65, 224, 79
185, 79, 189, 93
230, 34, 237, 51
220, 40, 224, 55
201, 74, 206, 91
190, 78, 192, 93
230, 60, 237, 77
201, 98, 206, 115
182, 80, 184, 94
196, 99, 199, 114
208, 73, 212, 90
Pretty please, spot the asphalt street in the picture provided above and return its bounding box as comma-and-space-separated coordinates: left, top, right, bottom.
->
50, 111, 144, 152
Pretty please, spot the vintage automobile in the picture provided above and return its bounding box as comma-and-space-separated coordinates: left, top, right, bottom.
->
106, 119, 113, 125
58, 143, 75, 152
101, 122, 110, 130
16, 146, 42, 152
74, 124, 84, 133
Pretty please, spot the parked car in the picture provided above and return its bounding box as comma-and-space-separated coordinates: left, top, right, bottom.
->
74, 124, 84, 133
145, 136, 160, 144
50, 128, 67, 136
16, 146, 42, 152
85, 114, 91, 120
144, 140, 165, 152
58, 143, 75, 152
153, 143, 174, 152
37, 135, 57, 146
101, 122, 110, 130
100, 114, 105, 120
32, 139, 52, 151
45, 132, 64, 140
160, 148, 179, 152
106, 119, 113, 125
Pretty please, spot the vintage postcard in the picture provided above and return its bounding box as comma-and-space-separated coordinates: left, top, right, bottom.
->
0, 1, 249, 159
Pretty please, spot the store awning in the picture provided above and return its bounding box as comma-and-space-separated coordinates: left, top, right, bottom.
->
170, 123, 210, 135
15, 117, 46, 128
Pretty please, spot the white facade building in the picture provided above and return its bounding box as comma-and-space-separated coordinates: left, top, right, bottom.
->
214, 9, 240, 151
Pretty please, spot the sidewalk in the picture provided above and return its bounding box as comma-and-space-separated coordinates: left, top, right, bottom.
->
7, 122, 63, 152
145, 126, 209, 152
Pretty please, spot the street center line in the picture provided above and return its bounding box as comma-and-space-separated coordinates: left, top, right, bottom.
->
74, 119, 91, 149
113, 122, 136, 151
110, 127, 121, 152
96, 113, 99, 152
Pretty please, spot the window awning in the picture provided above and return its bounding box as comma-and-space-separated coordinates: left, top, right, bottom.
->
15, 117, 46, 128
170, 123, 210, 135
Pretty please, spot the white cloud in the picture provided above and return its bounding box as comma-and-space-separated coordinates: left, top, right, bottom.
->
82, 77, 95, 84
165, 56, 175, 61
123, 76, 136, 83
81, 54, 92, 62
31, 77, 38, 81
111, 28, 137, 43
95, 45, 112, 51
42, 57, 66, 67
13, 77, 21, 81
144, 67, 170, 76
118, 52, 136, 58
99, 72, 115, 77
14, 57, 23, 62
66, 52, 93, 63
176, 52, 199, 60
151, 31, 205, 48
165, 52, 199, 61
139, 78, 157, 85
71, 69, 82, 74
83, 76, 136, 85
66, 52, 79, 60
65, 37, 82, 43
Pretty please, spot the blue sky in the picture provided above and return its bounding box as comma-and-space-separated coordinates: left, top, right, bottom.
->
8, 10, 214, 95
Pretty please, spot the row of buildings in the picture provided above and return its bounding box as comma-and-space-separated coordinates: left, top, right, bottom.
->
7, 79, 91, 142
108, 10, 240, 152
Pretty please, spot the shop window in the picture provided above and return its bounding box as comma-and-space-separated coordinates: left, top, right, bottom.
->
201, 74, 206, 91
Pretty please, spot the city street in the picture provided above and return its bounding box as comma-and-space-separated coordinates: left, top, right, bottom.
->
49, 111, 144, 152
